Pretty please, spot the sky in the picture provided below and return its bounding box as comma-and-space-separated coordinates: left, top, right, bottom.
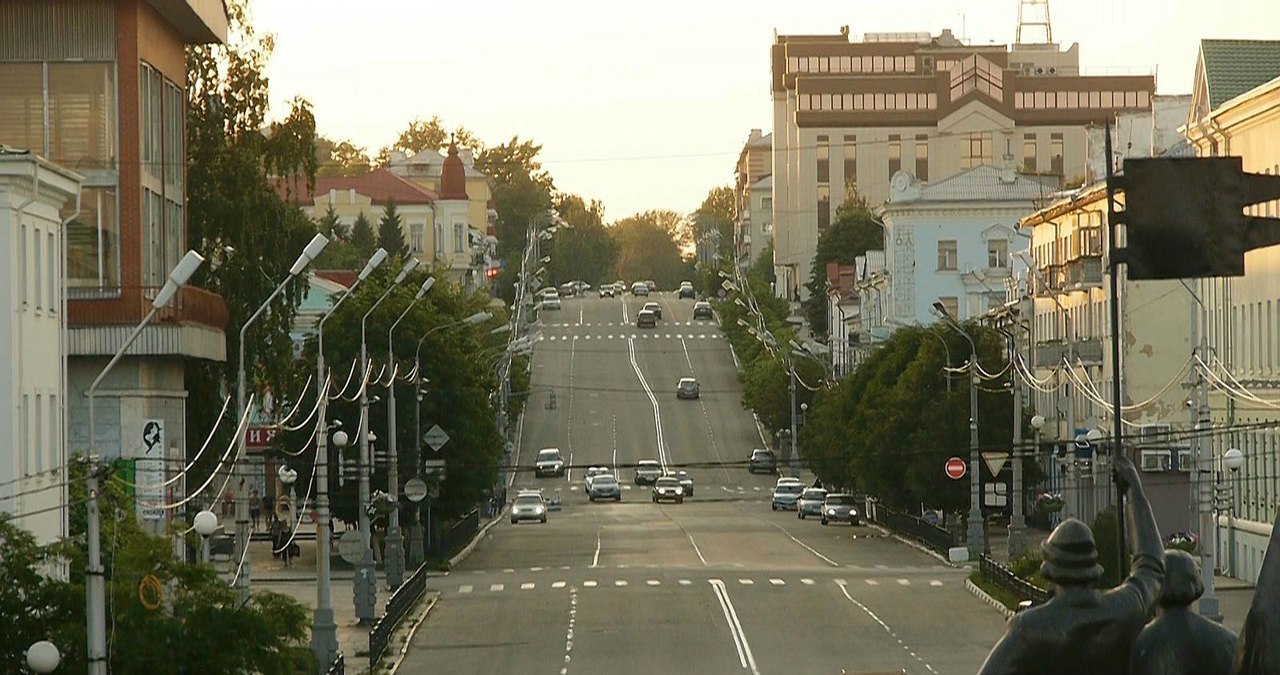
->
254, 0, 1278, 221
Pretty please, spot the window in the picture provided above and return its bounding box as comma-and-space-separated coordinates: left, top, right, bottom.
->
938, 296, 960, 320
143, 188, 165, 286
434, 222, 444, 255
64, 187, 121, 290
20, 223, 28, 305
410, 222, 424, 253
47, 232, 56, 311
817, 185, 830, 229
938, 240, 958, 271
816, 135, 829, 183
1050, 133, 1064, 175
915, 134, 928, 181
454, 222, 465, 253
0, 63, 45, 153
34, 394, 43, 473
1023, 134, 1037, 172
20, 394, 29, 477
988, 239, 1008, 268
961, 133, 993, 169
48, 63, 117, 170
888, 135, 901, 177
33, 226, 42, 311
843, 135, 857, 193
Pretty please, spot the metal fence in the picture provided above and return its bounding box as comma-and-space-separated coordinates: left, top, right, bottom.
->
979, 554, 1051, 606
867, 501, 955, 555
369, 561, 432, 668
325, 653, 344, 675
428, 508, 481, 560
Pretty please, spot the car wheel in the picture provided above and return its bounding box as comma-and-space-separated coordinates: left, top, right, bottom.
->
540, 516, 547, 523
652, 496, 658, 503
677, 497, 683, 504
615, 495, 621, 502
821, 518, 828, 525
511, 518, 518, 524
771, 503, 778, 511
799, 512, 805, 519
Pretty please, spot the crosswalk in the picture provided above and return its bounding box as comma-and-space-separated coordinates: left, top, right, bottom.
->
449, 576, 954, 595
539, 333, 721, 342
542, 322, 716, 328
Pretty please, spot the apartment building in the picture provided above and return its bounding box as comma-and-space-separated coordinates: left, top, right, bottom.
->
1182, 39, 1280, 583
770, 27, 1155, 301
0, 1, 230, 537
278, 168, 440, 258
734, 129, 773, 266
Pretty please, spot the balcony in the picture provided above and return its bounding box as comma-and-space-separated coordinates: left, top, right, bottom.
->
1064, 256, 1103, 289
67, 286, 228, 362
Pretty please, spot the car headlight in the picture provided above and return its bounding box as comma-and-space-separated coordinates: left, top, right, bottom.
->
534, 506, 545, 514
827, 508, 837, 515
850, 509, 858, 516
675, 487, 683, 495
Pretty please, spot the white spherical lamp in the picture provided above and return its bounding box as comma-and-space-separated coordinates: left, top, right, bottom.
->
1224, 448, 1245, 472
193, 510, 219, 537
26, 640, 60, 673
332, 429, 349, 447
1030, 414, 1046, 431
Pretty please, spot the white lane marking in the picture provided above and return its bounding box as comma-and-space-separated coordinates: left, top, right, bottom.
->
503, 568, 516, 573
685, 530, 709, 566
897, 579, 911, 586
583, 580, 597, 588
678, 579, 692, 586
835, 579, 939, 674
565, 335, 577, 484
930, 580, 943, 587
490, 583, 504, 592
709, 580, 761, 675
766, 522, 840, 567
646, 579, 661, 586
611, 414, 618, 478
459, 585, 473, 594
531, 566, 544, 571
553, 581, 566, 589
591, 528, 602, 569
801, 578, 816, 586
738, 578, 754, 585
522, 582, 536, 590
561, 587, 578, 675
626, 336, 667, 470
578, 304, 583, 326
769, 578, 785, 586
865, 579, 880, 586
614, 580, 628, 587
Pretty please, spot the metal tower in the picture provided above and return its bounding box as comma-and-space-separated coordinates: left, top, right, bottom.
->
1016, 0, 1053, 44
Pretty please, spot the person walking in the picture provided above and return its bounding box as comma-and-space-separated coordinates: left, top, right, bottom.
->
249, 487, 261, 529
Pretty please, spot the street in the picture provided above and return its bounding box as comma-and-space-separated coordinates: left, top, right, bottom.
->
398, 292, 1009, 674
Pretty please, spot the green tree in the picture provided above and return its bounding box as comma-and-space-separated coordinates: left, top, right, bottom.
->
751, 240, 777, 285
316, 204, 346, 239
546, 193, 619, 286
692, 186, 736, 259
391, 116, 482, 156
803, 194, 882, 337
350, 211, 376, 258
476, 137, 555, 259
378, 198, 406, 258
610, 211, 687, 288
316, 136, 371, 176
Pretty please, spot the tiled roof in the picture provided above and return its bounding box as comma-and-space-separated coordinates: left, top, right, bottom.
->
1200, 39, 1280, 109
313, 270, 357, 288
272, 169, 438, 206
905, 166, 1058, 203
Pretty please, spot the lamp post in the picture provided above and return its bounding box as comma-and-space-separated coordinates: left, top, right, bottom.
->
1222, 447, 1245, 579
933, 300, 983, 555
277, 464, 298, 526
312, 247, 387, 671
85, 249, 203, 675
25, 641, 59, 674
234, 232, 329, 601
193, 509, 219, 564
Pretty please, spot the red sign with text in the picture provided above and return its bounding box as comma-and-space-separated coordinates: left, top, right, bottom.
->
245, 426, 279, 451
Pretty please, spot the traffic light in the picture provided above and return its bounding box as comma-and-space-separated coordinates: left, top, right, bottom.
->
1113, 157, 1280, 280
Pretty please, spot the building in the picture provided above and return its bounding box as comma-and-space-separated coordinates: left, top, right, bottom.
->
0, 1, 231, 537
734, 130, 773, 266
0, 152, 82, 544
1181, 39, 1280, 583
824, 262, 859, 377
770, 26, 1156, 301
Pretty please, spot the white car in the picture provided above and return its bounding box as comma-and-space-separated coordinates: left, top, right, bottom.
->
542, 295, 561, 310
584, 466, 610, 493
631, 281, 650, 296
511, 491, 548, 524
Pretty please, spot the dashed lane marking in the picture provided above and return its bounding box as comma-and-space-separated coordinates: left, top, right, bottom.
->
522, 582, 536, 590
459, 585, 473, 594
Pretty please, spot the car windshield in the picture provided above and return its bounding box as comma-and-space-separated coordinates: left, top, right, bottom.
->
515, 496, 542, 506
595, 476, 617, 485
656, 478, 678, 486
752, 451, 772, 458
802, 490, 827, 500
537, 450, 560, 460
826, 495, 857, 505
776, 484, 802, 495
638, 461, 660, 469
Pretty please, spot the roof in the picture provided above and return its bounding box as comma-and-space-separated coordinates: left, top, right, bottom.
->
1200, 39, 1280, 109
747, 132, 772, 149
750, 174, 773, 190
390, 148, 487, 179
888, 166, 1057, 205
438, 143, 469, 200
272, 169, 437, 206
313, 271, 357, 288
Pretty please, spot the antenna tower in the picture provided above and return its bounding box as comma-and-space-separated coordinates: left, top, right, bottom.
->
1016, 0, 1053, 44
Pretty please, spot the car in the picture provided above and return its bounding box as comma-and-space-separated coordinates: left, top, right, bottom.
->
584, 466, 610, 493
588, 474, 622, 502
558, 282, 577, 297
821, 493, 862, 525
676, 377, 700, 400
541, 294, 561, 310
748, 449, 777, 474
575, 281, 592, 293
641, 301, 662, 319
797, 488, 829, 519
692, 301, 713, 320
534, 448, 566, 477
615, 279, 626, 290
636, 309, 657, 328
652, 476, 684, 503
644, 280, 657, 292
599, 284, 615, 298
631, 281, 650, 296
634, 459, 663, 485
675, 470, 694, 497
511, 491, 548, 524
775, 476, 802, 487
771, 482, 803, 511
678, 282, 696, 299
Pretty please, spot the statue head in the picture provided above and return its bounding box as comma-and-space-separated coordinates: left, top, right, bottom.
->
1040, 518, 1104, 586
1160, 548, 1205, 608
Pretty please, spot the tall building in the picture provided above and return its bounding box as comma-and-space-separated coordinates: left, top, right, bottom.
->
0, 1, 230, 536
734, 129, 772, 267
770, 26, 1156, 301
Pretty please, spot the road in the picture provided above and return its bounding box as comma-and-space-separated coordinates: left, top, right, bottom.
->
399, 292, 1008, 675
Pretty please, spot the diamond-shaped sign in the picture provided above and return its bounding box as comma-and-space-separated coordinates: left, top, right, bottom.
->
423, 424, 450, 452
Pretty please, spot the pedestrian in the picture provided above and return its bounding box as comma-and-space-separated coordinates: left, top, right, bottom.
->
270, 517, 285, 562
249, 487, 261, 529
221, 486, 233, 518
263, 493, 275, 525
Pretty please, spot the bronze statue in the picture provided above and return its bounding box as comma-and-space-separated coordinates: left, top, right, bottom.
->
1131, 549, 1237, 675
1235, 506, 1280, 674
979, 456, 1164, 675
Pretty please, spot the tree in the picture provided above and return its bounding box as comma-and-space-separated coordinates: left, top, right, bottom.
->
350, 211, 376, 258
803, 194, 882, 338
391, 116, 482, 157
610, 212, 687, 288
546, 193, 619, 286
316, 136, 372, 176
692, 186, 736, 258
476, 137, 556, 259
316, 204, 346, 240
751, 240, 776, 285
378, 198, 406, 258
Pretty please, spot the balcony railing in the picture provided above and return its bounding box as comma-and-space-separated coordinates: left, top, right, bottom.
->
1064, 256, 1104, 289
1035, 337, 1104, 366
68, 285, 230, 332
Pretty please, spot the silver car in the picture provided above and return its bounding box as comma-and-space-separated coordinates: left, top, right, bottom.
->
588, 474, 622, 502
511, 492, 548, 524
797, 488, 828, 519
821, 493, 861, 525
771, 483, 803, 511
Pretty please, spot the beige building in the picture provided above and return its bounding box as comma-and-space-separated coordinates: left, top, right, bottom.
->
1182, 39, 1280, 583
770, 27, 1156, 301
734, 129, 772, 266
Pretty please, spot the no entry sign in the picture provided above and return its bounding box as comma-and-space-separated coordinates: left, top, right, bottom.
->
945, 457, 967, 480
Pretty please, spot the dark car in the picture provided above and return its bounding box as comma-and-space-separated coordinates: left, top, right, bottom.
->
588, 474, 622, 502
821, 493, 861, 525
642, 302, 662, 319
652, 476, 684, 503
634, 459, 663, 485
558, 282, 577, 297
676, 377, 700, 400
675, 470, 694, 497
644, 280, 657, 292
692, 301, 713, 320
748, 449, 777, 474
637, 309, 657, 328
678, 282, 696, 299
534, 448, 565, 477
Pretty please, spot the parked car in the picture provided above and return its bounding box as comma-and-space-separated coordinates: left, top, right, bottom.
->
821, 493, 861, 525
534, 448, 565, 477
748, 449, 777, 474
634, 459, 663, 485
678, 282, 696, 299
771, 483, 803, 511
693, 301, 713, 320
676, 377, 700, 400
675, 470, 694, 497
541, 294, 561, 310
558, 282, 577, 297
797, 488, 828, 519
636, 309, 657, 328
511, 491, 548, 524
644, 280, 657, 292
642, 301, 662, 319
631, 281, 650, 296
652, 476, 684, 503
584, 466, 610, 493
588, 474, 622, 502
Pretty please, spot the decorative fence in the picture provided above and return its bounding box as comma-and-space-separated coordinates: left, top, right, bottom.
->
979, 554, 1051, 607
866, 500, 955, 556
428, 508, 481, 560
324, 653, 344, 675
369, 561, 432, 668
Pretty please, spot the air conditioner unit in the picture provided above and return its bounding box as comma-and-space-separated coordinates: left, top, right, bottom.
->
1138, 424, 1172, 445
1140, 449, 1171, 473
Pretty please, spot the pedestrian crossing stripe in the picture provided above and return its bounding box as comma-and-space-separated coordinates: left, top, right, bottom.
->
536, 334, 723, 342
453, 577, 947, 594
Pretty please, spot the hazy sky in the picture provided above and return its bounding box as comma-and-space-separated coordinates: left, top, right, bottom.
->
255, 0, 1277, 220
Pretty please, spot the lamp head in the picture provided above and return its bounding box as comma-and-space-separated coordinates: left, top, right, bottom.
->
1086, 428, 1104, 443
414, 276, 436, 300
152, 250, 206, 308
1224, 448, 1245, 471
25, 640, 60, 673
277, 465, 299, 485
358, 248, 389, 281
931, 301, 949, 318
193, 509, 219, 536
394, 257, 420, 284
367, 430, 378, 443
1030, 414, 1046, 431
291, 233, 330, 275
332, 429, 350, 447
465, 311, 493, 325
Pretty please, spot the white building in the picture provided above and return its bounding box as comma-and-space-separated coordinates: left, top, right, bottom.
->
0, 151, 82, 544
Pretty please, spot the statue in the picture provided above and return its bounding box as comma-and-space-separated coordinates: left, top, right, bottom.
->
1235, 506, 1280, 674
979, 456, 1164, 675
1131, 549, 1237, 675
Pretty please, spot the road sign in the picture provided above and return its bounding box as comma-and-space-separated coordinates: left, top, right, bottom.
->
981, 451, 1010, 476
945, 457, 967, 480
423, 424, 450, 452
984, 482, 1009, 508
338, 530, 365, 564
403, 478, 428, 503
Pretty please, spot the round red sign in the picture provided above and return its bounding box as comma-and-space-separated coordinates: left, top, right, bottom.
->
945, 457, 967, 480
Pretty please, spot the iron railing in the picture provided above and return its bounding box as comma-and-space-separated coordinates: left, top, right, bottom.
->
369, 561, 432, 668
427, 508, 481, 560
68, 285, 230, 330
979, 554, 1051, 607
325, 653, 344, 675
867, 501, 956, 555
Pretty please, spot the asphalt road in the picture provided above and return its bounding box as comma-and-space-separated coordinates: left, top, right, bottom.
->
399, 292, 1009, 675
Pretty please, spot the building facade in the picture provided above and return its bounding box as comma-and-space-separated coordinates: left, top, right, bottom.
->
280, 168, 440, 261
734, 130, 772, 267
0, 1, 230, 538
0, 152, 82, 544
770, 27, 1156, 301
1182, 39, 1280, 583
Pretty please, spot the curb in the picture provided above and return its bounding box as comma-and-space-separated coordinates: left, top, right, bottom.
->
383, 593, 439, 675
868, 523, 957, 567
447, 509, 507, 569
966, 578, 1015, 621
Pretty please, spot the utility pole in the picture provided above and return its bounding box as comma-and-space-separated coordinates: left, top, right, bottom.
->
1008, 327, 1027, 559
1190, 287, 1222, 620
968, 353, 983, 554
789, 362, 799, 475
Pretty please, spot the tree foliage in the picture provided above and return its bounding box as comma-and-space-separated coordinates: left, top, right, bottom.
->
350, 212, 376, 258
316, 136, 371, 176
610, 211, 688, 288
384, 116, 482, 159
692, 186, 735, 257
803, 194, 882, 337
545, 193, 619, 286
476, 137, 556, 259
378, 198, 406, 259
316, 204, 345, 240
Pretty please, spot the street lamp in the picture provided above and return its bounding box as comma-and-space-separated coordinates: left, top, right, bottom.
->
932, 300, 984, 555
193, 509, 219, 564
26, 641, 59, 673
1222, 447, 1245, 578
311, 247, 386, 671
85, 249, 203, 675
277, 464, 299, 527
234, 232, 329, 601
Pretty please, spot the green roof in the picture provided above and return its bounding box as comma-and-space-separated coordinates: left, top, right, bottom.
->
1201, 39, 1280, 109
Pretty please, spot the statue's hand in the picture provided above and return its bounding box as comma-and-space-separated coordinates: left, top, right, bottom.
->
1114, 456, 1141, 494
